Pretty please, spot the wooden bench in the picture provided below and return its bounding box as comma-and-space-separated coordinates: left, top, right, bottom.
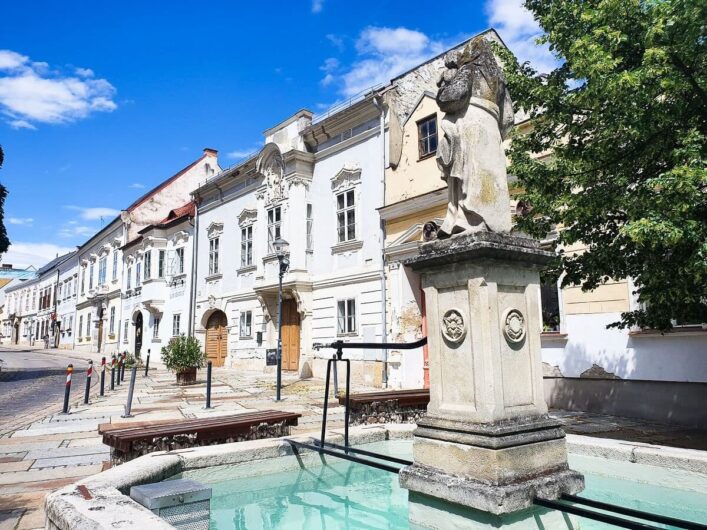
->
338, 389, 430, 425
99, 410, 301, 462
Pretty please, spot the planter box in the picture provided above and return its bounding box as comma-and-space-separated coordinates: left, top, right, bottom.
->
176, 367, 197, 386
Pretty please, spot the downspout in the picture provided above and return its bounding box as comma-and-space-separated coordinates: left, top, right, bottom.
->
188, 195, 200, 337
373, 95, 389, 388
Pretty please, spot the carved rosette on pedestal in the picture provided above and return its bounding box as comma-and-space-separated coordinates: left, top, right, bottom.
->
399, 233, 584, 517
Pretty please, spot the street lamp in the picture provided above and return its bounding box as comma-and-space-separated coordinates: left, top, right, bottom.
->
273, 237, 290, 401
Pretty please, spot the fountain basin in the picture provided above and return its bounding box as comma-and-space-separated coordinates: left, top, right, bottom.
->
45, 424, 707, 529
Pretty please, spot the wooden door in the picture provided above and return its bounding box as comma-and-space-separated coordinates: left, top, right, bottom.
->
206, 311, 228, 367
281, 299, 300, 371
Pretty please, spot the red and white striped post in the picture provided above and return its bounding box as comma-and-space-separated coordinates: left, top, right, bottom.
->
100, 356, 106, 396
83, 360, 93, 405
62, 364, 73, 414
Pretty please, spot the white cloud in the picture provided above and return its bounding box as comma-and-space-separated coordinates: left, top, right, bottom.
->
74, 67, 94, 78
485, 0, 557, 73
0, 49, 117, 128
65, 205, 120, 221
326, 34, 345, 51
129, 183, 145, 189
333, 26, 450, 98
2, 242, 74, 269
311, 0, 323, 13
58, 224, 95, 239
8, 217, 33, 226
226, 149, 254, 160
9, 119, 35, 130
319, 57, 340, 86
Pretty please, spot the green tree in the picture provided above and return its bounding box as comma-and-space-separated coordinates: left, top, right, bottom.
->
0, 146, 8, 255
498, 0, 706, 330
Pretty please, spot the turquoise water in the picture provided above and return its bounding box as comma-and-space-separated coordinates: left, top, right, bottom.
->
172, 440, 707, 530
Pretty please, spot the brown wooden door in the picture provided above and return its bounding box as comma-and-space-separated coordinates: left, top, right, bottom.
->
281, 299, 300, 371
206, 311, 228, 367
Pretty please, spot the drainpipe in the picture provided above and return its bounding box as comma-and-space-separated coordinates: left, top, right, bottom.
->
373, 95, 389, 388
188, 196, 200, 337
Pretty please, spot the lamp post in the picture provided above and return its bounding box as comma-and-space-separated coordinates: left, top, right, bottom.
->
273, 237, 290, 401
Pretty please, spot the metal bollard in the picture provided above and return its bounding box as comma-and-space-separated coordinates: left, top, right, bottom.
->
62, 364, 73, 414
110, 354, 116, 390
116, 355, 122, 386
121, 352, 127, 382
83, 360, 93, 405
204, 360, 213, 409
144, 349, 150, 377
122, 366, 138, 418
100, 357, 106, 397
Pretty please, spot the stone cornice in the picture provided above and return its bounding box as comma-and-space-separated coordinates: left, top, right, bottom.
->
378, 188, 447, 221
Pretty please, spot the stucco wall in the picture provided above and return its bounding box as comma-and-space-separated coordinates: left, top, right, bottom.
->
385, 95, 444, 205
542, 312, 707, 382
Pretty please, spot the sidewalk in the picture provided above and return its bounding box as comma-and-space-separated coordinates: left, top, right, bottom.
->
0, 364, 371, 530
1, 360, 706, 529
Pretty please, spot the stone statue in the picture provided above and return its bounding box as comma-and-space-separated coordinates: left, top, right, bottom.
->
435, 37, 515, 238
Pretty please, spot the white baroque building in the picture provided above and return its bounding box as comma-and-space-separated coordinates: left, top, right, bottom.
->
120, 202, 196, 363
192, 105, 387, 385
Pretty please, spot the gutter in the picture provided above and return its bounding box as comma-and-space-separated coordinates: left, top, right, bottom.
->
373, 96, 389, 388
188, 195, 200, 337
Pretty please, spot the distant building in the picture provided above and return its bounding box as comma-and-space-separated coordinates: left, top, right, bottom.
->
73, 149, 219, 358
120, 202, 196, 363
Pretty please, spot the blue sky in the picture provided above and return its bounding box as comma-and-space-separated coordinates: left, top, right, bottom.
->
0, 0, 550, 267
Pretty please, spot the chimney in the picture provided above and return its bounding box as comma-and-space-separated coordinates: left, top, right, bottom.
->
203, 148, 218, 158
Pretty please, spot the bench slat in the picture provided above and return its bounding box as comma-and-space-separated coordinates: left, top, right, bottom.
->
102, 410, 301, 453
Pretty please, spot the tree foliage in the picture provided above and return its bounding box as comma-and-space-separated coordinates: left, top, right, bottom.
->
0, 146, 8, 255
498, 0, 706, 330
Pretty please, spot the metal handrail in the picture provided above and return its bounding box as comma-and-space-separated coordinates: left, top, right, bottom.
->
313, 336, 427, 356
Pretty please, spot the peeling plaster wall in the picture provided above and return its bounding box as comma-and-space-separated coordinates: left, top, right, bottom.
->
125, 155, 218, 243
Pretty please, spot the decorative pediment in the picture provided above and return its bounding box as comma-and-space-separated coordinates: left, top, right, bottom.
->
238, 208, 257, 227
111, 237, 122, 248
80, 259, 89, 267
172, 230, 189, 245
256, 143, 286, 205
331, 162, 362, 192
206, 222, 224, 239
98, 244, 111, 257
388, 218, 445, 247
286, 175, 311, 190
89, 253, 98, 263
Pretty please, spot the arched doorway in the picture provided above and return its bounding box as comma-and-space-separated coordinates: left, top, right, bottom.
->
206, 311, 228, 367
134, 312, 143, 358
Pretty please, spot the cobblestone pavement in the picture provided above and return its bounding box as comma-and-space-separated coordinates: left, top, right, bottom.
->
0, 346, 705, 529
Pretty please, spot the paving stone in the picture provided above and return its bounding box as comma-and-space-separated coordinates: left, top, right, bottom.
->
31, 452, 108, 469
15, 507, 44, 530
12, 421, 102, 437
0, 509, 24, 530
25, 445, 109, 460
0, 455, 25, 463
0, 464, 103, 485
0, 441, 61, 454
5, 431, 96, 443
67, 436, 103, 448
0, 461, 34, 473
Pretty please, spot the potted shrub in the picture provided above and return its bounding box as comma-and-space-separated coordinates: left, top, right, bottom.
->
161, 335, 206, 385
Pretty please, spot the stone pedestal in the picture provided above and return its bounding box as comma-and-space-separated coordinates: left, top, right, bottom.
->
399, 233, 583, 516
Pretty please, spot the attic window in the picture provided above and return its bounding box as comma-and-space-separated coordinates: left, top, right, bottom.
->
417, 115, 437, 159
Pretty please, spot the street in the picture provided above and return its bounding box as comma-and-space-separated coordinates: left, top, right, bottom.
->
0, 347, 93, 431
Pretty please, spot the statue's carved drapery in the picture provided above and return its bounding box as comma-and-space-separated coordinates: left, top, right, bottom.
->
435, 37, 514, 238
